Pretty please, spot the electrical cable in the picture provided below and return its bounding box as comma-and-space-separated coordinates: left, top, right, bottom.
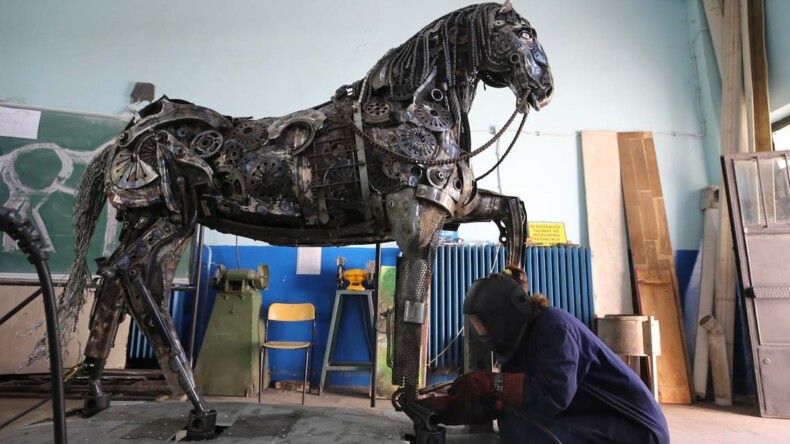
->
0, 206, 67, 444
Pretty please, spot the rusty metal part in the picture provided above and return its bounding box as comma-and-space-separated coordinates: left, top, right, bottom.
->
109, 134, 159, 189
232, 118, 270, 149
190, 130, 224, 159
413, 102, 452, 131
118, 99, 231, 149
267, 108, 326, 140
362, 99, 392, 124
396, 123, 438, 161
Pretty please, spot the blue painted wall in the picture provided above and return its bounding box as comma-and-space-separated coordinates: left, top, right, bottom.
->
190, 245, 400, 388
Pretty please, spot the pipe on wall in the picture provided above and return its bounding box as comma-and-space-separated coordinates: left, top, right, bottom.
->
700, 314, 732, 406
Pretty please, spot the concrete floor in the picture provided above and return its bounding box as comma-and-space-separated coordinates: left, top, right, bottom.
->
1, 389, 788, 442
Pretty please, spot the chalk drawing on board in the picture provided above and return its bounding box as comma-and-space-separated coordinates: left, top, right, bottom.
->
0, 141, 119, 255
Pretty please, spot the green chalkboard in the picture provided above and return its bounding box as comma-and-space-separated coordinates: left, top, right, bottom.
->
0, 104, 191, 279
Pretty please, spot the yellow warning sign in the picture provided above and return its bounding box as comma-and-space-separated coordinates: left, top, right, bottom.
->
528, 222, 567, 246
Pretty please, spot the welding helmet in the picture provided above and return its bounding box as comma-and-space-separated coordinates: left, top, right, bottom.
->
463, 276, 533, 363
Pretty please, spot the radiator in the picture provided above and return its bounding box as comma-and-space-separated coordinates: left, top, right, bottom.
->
126, 290, 187, 360
429, 245, 594, 368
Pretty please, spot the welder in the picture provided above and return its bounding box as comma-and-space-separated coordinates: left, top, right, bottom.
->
418, 266, 670, 443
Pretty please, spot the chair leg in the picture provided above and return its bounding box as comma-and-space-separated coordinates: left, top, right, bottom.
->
302, 348, 309, 405
258, 347, 266, 404
308, 344, 315, 396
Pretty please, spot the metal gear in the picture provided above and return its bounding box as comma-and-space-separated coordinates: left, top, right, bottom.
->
368, 152, 404, 193
215, 166, 246, 198
172, 123, 202, 144
395, 123, 438, 161
413, 102, 452, 131
362, 99, 391, 124
231, 119, 268, 149
216, 140, 245, 168
190, 130, 224, 159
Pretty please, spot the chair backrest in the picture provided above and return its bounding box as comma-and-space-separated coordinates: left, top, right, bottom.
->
267, 303, 315, 322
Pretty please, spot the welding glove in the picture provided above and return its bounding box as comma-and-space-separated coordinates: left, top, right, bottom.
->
448, 371, 525, 411
415, 395, 499, 426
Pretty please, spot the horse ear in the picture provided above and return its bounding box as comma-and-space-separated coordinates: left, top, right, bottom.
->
499, 0, 513, 13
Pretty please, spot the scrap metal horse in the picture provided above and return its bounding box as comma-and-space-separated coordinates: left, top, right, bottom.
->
42, 1, 552, 437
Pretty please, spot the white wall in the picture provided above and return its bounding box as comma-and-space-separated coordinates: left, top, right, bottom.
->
0, 0, 709, 250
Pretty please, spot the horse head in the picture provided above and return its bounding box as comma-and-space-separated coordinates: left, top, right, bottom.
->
478, 2, 554, 111
362, 2, 553, 115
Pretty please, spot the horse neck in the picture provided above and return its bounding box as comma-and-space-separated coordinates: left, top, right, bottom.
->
453, 66, 480, 115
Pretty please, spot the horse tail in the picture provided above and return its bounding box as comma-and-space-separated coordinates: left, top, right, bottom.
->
28, 145, 111, 364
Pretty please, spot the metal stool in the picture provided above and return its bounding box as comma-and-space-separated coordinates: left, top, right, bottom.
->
319, 289, 375, 395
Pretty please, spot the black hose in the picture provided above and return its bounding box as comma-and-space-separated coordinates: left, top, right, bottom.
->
0, 207, 67, 444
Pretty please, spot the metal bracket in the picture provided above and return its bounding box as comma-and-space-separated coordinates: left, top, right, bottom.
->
403, 300, 425, 324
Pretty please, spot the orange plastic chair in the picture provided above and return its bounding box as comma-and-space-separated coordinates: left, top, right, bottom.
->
258, 303, 316, 405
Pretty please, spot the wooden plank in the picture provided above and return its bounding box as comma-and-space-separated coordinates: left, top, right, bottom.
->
746, 0, 771, 152
580, 131, 633, 316
702, 0, 726, 76
619, 132, 693, 404
636, 269, 692, 403
717, 0, 750, 377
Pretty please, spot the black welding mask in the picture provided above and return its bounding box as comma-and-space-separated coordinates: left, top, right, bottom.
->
463, 276, 533, 363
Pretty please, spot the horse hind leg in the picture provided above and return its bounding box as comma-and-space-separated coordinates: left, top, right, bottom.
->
101, 212, 216, 437
81, 270, 125, 416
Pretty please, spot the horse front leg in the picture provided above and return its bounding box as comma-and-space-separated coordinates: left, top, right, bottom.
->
454, 189, 527, 269
385, 189, 448, 403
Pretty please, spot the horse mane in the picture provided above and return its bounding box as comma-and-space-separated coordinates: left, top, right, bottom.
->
359, 2, 514, 102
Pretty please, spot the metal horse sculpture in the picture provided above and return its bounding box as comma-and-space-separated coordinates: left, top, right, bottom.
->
43, 1, 552, 437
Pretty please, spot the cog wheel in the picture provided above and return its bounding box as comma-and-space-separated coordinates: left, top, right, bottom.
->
396, 123, 438, 161
110, 134, 159, 189
216, 140, 245, 168
172, 123, 201, 144
382, 158, 402, 180
191, 130, 224, 159
413, 102, 452, 131
215, 166, 246, 198
232, 118, 268, 149
368, 152, 404, 193
362, 99, 391, 124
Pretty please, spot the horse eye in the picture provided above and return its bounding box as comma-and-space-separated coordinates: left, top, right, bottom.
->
520, 31, 532, 39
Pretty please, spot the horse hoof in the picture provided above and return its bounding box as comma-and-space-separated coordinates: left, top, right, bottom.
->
186, 409, 217, 440
83, 393, 111, 417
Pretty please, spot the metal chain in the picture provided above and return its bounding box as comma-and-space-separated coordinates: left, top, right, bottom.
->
475, 109, 529, 180
330, 94, 527, 167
